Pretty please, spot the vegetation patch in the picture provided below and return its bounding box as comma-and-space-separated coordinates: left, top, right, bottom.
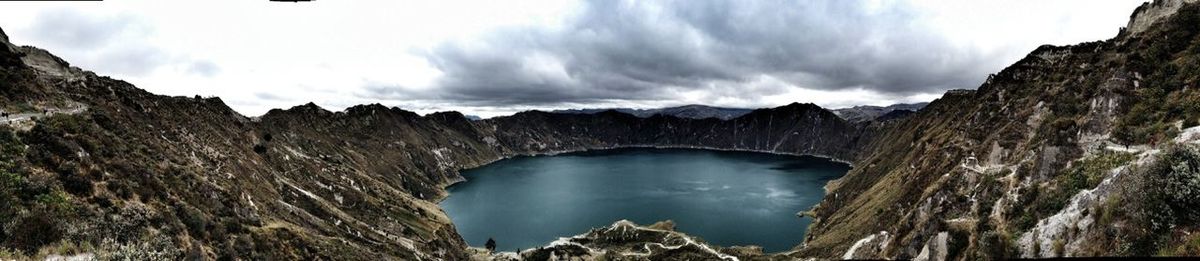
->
1090, 146, 1200, 256
1150, 146, 1200, 224
1012, 151, 1134, 232
1114, 5, 1200, 145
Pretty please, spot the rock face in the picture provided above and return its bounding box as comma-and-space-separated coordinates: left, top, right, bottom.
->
1126, 0, 1200, 35
510, 220, 751, 260
3, 1, 1200, 260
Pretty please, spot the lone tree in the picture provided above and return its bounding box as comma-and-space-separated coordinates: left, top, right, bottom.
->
485, 237, 497, 252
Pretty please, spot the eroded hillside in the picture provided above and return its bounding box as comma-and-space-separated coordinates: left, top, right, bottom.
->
802, 0, 1200, 259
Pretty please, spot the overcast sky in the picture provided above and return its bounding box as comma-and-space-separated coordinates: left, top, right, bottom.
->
0, 0, 1147, 117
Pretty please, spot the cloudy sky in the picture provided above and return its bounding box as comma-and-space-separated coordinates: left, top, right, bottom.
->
0, 0, 1147, 117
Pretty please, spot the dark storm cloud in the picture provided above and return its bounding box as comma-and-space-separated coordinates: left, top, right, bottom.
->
375, 0, 1000, 106
672, 0, 991, 92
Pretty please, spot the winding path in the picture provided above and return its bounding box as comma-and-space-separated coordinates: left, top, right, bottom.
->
1, 106, 88, 127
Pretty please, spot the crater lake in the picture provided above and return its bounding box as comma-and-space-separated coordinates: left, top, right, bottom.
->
440, 148, 849, 252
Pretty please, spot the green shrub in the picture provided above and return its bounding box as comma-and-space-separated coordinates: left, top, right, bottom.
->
2, 209, 63, 253
1153, 146, 1200, 223
35, 190, 73, 215
1118, 146, 1200, 255
974, 231, 1016, 259
57, 163, 92, 196
0, 171, 23, 219
0, 129, 26, 229
176, 204, 211, 239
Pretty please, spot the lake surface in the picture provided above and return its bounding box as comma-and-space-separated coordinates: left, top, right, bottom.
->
440, 148, 848, 252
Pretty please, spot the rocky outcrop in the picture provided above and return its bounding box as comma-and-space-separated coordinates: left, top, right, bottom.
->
17, 46, 84, 79
1125, 0, 1200, 35
491, 220, 753, 260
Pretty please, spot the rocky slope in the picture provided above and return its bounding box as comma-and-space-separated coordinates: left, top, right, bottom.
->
468, 220, 772, 261
2, 31, 479, 259
800, 0, 1200, 259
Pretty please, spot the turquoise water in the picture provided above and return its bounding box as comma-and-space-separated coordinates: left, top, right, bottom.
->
440, 148, 848, 252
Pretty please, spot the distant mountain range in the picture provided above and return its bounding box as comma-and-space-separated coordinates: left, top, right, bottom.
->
552, 104, 755, 120
830, 102, 929, 123
551, 103, 929, 123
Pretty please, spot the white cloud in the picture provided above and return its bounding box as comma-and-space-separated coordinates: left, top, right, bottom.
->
0, 0, 1151, 118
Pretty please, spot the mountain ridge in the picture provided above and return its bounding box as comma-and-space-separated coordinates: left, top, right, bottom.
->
551, 104, 755, 120
831, 102, 930, 123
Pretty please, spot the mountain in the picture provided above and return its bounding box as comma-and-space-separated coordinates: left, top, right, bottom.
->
551, 104, 753, 120
804, 0, 1200, 259
832, 102, 929, 123
3, 1, 1200, 259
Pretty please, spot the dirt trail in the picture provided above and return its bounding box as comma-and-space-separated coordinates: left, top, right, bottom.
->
1, 106, 88, 128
